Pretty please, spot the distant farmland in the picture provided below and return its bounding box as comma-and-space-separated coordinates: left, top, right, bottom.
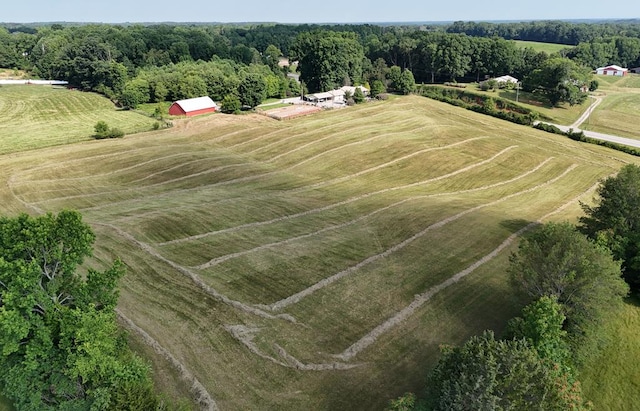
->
0, 85, 157, 154
512, 40, 574, 54
0, 95, 635, 410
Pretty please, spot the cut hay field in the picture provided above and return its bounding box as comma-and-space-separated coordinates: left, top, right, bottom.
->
0, 85, 157, 154
0, 95, 637, 410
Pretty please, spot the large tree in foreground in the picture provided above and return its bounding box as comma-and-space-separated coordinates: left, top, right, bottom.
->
579, 164, 640, 291
425, 331, 589, 411
508, 222, 628, 349
0, 211, 157, 410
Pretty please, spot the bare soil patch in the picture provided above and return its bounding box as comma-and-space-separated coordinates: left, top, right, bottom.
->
263, 104, 323, 120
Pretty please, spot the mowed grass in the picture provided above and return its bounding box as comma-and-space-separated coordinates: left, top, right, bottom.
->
0, 85, 157, 154
580, 297, 640, 410
0, 94, 637, 410
582, 74, 640, 139
512, 40, 574, 54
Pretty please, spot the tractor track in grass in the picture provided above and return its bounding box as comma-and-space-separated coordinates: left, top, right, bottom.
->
95, 222, 296, 323
194, 158, 554, 270
83, 122, 468, 214
117, 310, 218, 411
89, 134, 502, 224
159, 146, 518, 246
19, 116, 426, 206
224, 326, 360, 371
333, 180, 599, 361
265, 163, 578, 312
224, 104, 397, 151
288, 136, 487, 191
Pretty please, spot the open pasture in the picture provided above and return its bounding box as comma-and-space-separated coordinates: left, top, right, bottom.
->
577, 74, 640, 140
0, 85, 157, 154
0, 95, 636, 410
512, 40, 574, 54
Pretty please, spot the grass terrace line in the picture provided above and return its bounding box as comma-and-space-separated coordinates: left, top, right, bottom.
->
334, 180, 597, 361
194, 158, 554, 270
158, 146, 517, 246
265, 164, 577, 311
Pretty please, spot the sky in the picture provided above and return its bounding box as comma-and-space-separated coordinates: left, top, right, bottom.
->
2, 0, 639, 24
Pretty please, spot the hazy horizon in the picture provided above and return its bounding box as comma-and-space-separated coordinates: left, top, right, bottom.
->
3, 0, 639, 25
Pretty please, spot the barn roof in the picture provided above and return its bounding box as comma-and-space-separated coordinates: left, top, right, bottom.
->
598, 65, 627, 71
173, 96, 218, 112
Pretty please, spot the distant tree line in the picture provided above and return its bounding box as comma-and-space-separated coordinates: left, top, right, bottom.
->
1, 20, 640, 107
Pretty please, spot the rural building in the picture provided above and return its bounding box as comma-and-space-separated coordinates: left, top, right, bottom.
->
169, 96, 219, 117
303, 86, 370, 105
596, 65, 628, 76
304, 89, 345, 104
493, 75, 519, 84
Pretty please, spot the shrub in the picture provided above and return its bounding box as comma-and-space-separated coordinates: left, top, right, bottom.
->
93, 121, 125, 139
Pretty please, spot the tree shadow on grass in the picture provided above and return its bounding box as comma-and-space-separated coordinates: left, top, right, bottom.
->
499, 218, 536, 235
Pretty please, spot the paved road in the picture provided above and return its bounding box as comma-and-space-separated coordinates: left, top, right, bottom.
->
537, 96, 640, 149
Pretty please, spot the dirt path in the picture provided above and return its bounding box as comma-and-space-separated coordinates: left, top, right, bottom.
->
571, 96, 602, 129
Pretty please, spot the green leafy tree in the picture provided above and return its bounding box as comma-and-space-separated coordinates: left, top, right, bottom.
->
508, 222, 628, 347
523, 58, 591, 106
94, 121, 109, 137
370, 79, 386, 98
292, 30, 365, 93
238, 73, 267, 109
221, 94, 241, 114
426, 331, 589, 411
579, 164, 640, 291
119, 78, 150, 109
353, 87, 365, 104
505, 296, 571, 368
396, 69, 416, 95
0, 211, 155, 410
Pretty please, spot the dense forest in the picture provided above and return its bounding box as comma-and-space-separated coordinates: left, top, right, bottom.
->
1, 20, 640, 107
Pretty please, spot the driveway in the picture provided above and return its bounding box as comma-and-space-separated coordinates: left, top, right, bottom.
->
536, 96, 640, 149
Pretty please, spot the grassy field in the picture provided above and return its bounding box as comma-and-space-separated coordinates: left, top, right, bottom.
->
580, 297, 640, 410
0, 85, 157, 154
512, 40, 574, 54
0, 94, 637, 410
581, 74, 640, 139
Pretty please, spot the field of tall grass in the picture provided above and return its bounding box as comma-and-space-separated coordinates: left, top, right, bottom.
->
0, 92, 637, 409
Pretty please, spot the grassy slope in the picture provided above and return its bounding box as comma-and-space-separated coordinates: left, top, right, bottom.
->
0, 85, 157, 154
580, 297, 640, 410
0, 95, 637, 410
582, 74, 640, 139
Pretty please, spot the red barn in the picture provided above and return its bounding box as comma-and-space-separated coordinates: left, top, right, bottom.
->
169, 96, 219, 117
